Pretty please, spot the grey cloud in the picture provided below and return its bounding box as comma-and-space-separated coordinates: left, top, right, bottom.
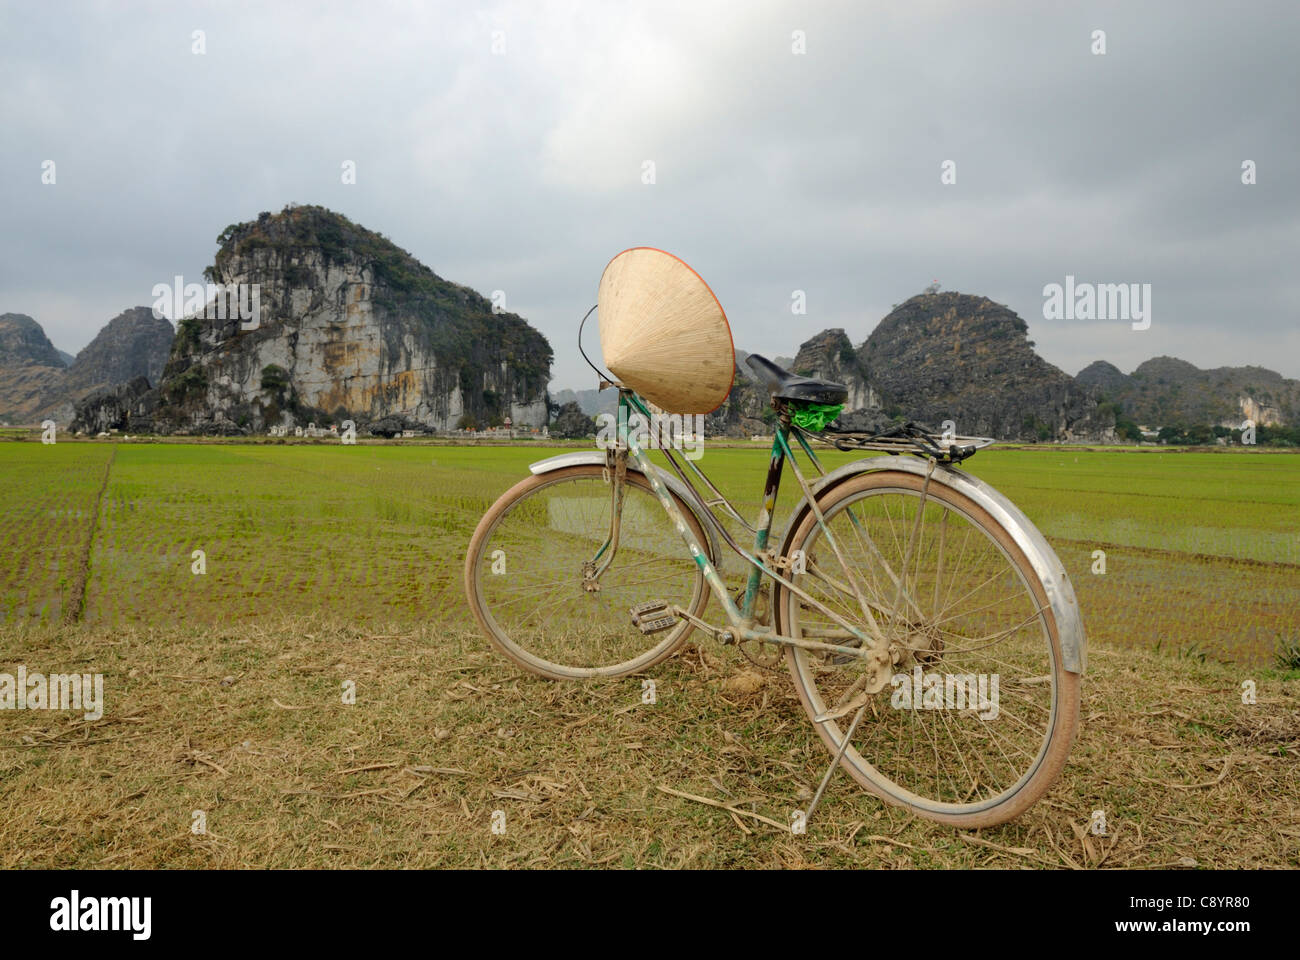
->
0, 0, 1295, 388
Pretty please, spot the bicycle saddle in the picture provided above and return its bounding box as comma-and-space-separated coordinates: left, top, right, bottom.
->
744, 354, 849, 405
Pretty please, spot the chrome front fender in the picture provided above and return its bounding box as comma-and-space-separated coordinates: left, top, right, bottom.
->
779, 456, 1086, 674
527, 451, 724, 571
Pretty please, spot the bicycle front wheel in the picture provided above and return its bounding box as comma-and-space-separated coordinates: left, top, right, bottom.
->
464, 465, 710, 680
774, 468, 1080, 828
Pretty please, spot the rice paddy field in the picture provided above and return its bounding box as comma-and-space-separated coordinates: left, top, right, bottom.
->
1, 437, 1297, 868
1, 440, 1294, 663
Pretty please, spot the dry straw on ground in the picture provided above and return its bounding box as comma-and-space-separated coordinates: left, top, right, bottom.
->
1, 614, 1296, 868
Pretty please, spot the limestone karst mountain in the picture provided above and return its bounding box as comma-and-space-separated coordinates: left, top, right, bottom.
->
706, 293, 1116, 441
789, 328, 877, 413
41, 307, 174, 424
62, 306, 173, 399
1077, 356, 1299, 428
0, 309, 174, 425
0, 313, 66, 423
74, 205, 552, 435
858, 293, 1113, 442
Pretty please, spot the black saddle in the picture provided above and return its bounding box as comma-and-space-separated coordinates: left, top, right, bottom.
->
744, 354, 849, 405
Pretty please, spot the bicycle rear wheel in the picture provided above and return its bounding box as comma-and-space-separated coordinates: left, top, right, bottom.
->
774, 469, 1080, 827
465, 465, 709, 680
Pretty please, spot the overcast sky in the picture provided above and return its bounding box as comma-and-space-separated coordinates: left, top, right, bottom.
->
2, 0, 1297, 388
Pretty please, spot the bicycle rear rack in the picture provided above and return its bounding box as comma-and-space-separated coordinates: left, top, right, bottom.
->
802, 422, 996, 464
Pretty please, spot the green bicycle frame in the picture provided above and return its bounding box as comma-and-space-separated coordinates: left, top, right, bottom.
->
611, 389, 874, 655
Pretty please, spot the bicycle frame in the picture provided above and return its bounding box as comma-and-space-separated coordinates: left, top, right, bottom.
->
608, 388, 901, 661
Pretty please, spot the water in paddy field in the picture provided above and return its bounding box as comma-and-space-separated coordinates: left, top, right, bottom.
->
0, 443, 1295, 667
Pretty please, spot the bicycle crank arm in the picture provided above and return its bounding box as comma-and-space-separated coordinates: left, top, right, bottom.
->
738, 626, 886, 663
669, 605, 741, 644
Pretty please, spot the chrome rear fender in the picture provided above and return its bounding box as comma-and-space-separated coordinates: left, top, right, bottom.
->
777, 456, 1085, 674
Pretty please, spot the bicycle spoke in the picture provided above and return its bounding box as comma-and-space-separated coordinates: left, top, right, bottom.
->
779, 470, 1069, 819
471, 467, 706, 677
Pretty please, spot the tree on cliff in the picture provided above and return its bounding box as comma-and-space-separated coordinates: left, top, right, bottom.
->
550, 401, 594, 439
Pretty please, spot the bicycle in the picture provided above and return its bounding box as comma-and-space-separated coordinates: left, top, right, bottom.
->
465, 297, 1084, 830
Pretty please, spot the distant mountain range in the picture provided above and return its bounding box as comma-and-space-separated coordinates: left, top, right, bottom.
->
4, 226, 1295, 443
1077, 357, 1297, 429
0, 309, 173, 425
559, 292, 1297, 441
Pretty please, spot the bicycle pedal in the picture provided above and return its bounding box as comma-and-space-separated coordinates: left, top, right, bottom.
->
635, 615, 677, 635
630, 599, 669, 617
630, 600, 676, 634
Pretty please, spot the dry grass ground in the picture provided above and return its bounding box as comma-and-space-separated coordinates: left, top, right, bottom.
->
2, 614, 1296, 868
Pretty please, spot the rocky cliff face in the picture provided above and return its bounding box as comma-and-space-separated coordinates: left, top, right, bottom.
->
0, 313, 67, 423
88, 205, 552, 435
1077, 355, 1298, 428
704, 361, 769, 437
0, 309, 174, 424
71, 376, 154, 434
63, 307, 173, 399
38, 307, 174, 424
789, 328, 879, 412
860, 293, 1113, 441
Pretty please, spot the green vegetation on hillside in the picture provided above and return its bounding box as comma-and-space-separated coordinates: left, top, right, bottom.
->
205, 205, 552, 407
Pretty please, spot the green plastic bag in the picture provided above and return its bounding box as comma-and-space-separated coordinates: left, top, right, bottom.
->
791, 402, 844, 432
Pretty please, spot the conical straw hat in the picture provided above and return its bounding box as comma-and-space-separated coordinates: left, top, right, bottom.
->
597, 247, 734, 414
